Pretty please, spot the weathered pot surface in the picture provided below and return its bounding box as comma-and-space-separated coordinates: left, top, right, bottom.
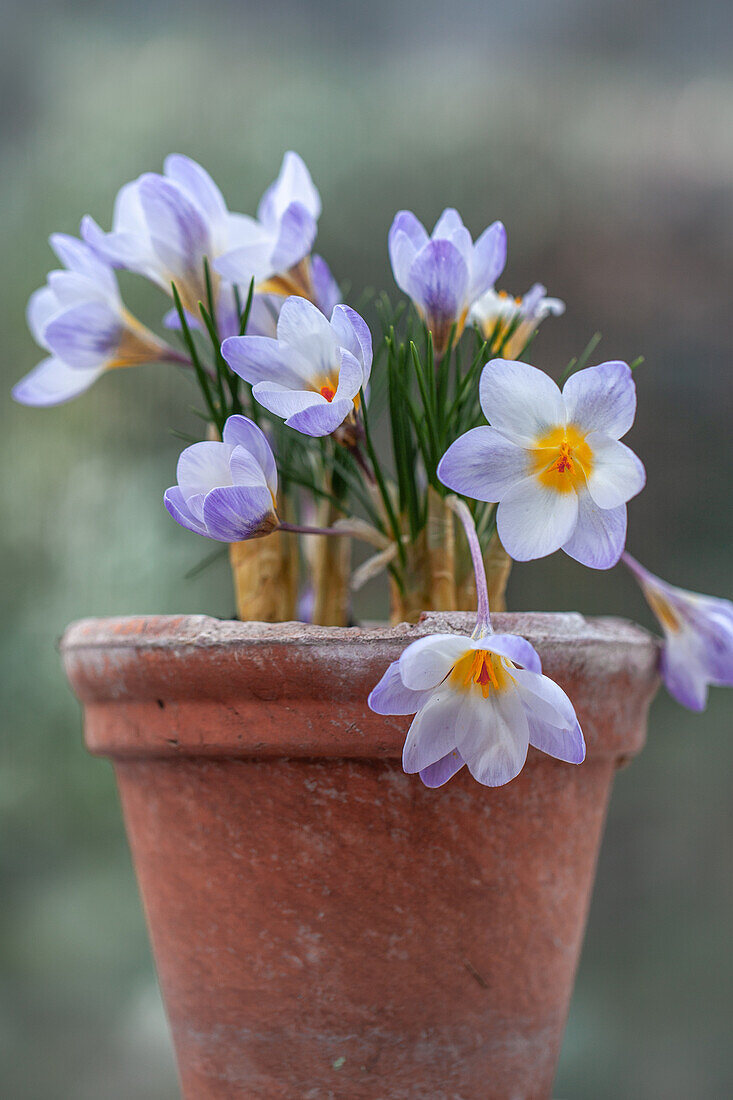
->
61, 611, 659, 1100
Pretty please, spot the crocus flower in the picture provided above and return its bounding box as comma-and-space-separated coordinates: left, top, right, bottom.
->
470, 283, 565, 358
388, 208, 506, 352
221, 296, 372, 438
13, 234, 173, 407
623, 553, 733, 711
369, 629, 585, 787
215, 152, 322, 299
82, 154, 244, 316
164, 415, 279, 542
438, 359, 646, 568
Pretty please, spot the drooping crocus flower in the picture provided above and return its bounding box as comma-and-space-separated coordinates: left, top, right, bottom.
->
388, 208, 506, 352
164, 415, 279, 542
369, 497, 585, 787
13, 234, 175, 407
222, 296, 372, 437
623, 552, 733, 711
470, 283, 565, 358
215, 152, 322, 300
82, 154, 245, 317
438, 359, 646, 568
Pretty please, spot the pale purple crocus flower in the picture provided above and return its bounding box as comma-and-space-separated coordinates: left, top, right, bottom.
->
215, 152, 322, 300
470, 283, 565, 357
222, 296, 372, 438
388, 208, 506, 353
369, 497, 585, 787
438, 359, 646, 569
623, 552, 733, 711
82, 154, 245, 317
13, 234, 175, 407
164, 416, 279, 542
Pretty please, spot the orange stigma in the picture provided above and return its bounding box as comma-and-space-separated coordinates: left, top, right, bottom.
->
320, 384, 336, 402
450, 649, 515, 699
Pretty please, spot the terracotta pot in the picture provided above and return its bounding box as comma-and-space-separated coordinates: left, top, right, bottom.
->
61, 612, 658, 1100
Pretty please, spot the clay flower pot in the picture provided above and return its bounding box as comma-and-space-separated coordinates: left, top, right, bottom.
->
61, 611, 658, 1100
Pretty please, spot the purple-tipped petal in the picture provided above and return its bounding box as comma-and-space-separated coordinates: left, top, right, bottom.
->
419, 749, 465, 787
270, 202, 318, 273
470, 220, 507, 300
438, 426, 528, 502
563, 361, 636, 439
12, 357, 104, 407
43, 301, 122, 368
481, 634, 542, 674
402, 690, 469, 774
585, 432, 646, 509
368, 661, 431, 715
50, 233, 119, 294
661, 643, 708, 712
388, 211, 429, 291
163, 155, 228, 239
497, 477, 579, 561
406, 238, 469, 326
562, 492, 627, 570
138, 173, 210, 279
479, 359, 566, 446
398, 633, 469, 691
222, 335, 313, 389
202, 484, 276, 542
330, 305, 373, 377
285, 397, 354, 437
222, 415, 277, 496
164, 485, 209, 536
527, 714, 586, 764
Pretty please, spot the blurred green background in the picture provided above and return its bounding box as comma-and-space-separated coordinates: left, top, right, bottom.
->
1, 1, 732, 1096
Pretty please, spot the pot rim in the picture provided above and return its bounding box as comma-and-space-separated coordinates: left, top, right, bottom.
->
61, 612, 660, 762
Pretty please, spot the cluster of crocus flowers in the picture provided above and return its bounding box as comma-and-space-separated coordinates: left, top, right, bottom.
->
13, 148, 732, 790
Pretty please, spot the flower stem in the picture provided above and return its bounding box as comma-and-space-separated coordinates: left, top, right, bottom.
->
446, 496, 492, 636
278, 521, 354, 538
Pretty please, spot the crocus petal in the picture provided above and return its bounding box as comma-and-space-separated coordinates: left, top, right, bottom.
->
333, 349, 365, 403
50, 233, 119, 296
163, 154, 228, 245
562, 491, 627, 570
269, 203, 318, 273
43, 302, 122, 368
527, 714, 586, 764
402, 689, 471, 773
456, 688, 530, 787
419, 750, 465, 788
228, 445, 271, 490
214, 222, 276, 284
511, 667, 578, 730
258, 151, 321, 224
398, 634, 470, 690
388, 211, 428, 291
406, 239, 469, 324
330, 304, 373, 378
563, 361, 637, 440
137, 174, 210, 281
276, 295, 336, 369
163, 485, 208, 537
432, 208, 466, 239
177, 441, 233, 516
285, 398, 354, 437
12, 357, 103, 407
497, 477, 579, 561
437, 426, 528, 502
470, 220, 507, 300
479, 359, 566, 446
480, 634, 542, 674
202, 484, 276, 542
310, 254, 341, 315
26, 287, 59, 346
584, 433, 646, 509
368, 661, 432, 715
222, 415, 278, 497
661, 641, 709, 712
222, 335, 314, 389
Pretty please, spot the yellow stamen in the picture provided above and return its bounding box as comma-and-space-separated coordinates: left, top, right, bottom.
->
531, 424, 593, 493
449, 649, 515, 699
644, 587, 681, 633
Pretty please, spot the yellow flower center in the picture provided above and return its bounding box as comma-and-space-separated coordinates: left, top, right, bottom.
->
449, 649, 515, 699
531, 425, 593, 493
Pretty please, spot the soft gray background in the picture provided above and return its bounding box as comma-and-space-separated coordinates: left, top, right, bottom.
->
2, 1, 732, 1096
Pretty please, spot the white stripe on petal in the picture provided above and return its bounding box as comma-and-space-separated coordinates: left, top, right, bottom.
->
398, 634, 471, 691
438, 426, 528, 502
562, 490, 627, 570
563, 361, 636, 439
497, 476, 579, 561
479, 359, 566, 446
585, 432, 646, 509
456, 688, 529, 787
